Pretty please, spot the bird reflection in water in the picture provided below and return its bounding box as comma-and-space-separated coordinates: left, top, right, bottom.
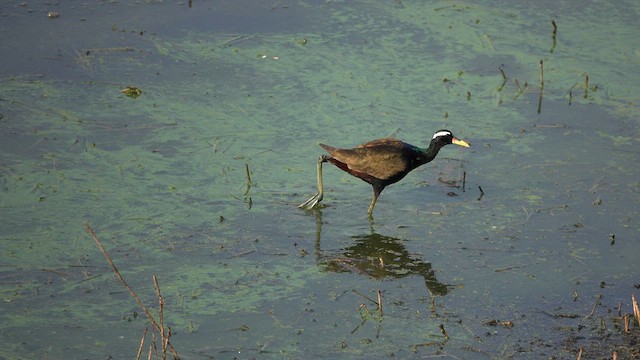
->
310, 211, 452, 297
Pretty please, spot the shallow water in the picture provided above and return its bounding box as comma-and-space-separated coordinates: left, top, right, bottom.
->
1, 1, 639, 359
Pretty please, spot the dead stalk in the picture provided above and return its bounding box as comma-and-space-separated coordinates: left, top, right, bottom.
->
462, 171, 466, 192
153, 275, 167, 360
624, 314, 629, 333
550, 20, 557, 53
537, 62, 544, 114
244, 163, 252, 196
136, 328, 148, 360
514, 79, 523, 98
497, 67, 507, 92
439, 324, 449, 339
588, 294, 602, 318
377, 289, 383, 316
245, 163, 252, 186
499, 67, 507, 81
85, 223, 179, 359
633, 293, 640, 326
584, 74, 589, 99
85, 223, 158, 327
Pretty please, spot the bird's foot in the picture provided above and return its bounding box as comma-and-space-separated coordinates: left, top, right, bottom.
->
298, 192, 323, 210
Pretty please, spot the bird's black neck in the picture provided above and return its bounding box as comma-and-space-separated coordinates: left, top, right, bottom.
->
418, 141, 444, 164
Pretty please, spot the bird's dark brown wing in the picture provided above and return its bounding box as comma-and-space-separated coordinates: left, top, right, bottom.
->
320, 138, 419, 181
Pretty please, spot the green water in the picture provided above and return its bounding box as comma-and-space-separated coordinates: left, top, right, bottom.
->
1, 1, 639, 359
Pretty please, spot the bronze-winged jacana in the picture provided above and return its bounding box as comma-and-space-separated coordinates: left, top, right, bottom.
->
299, 130, 470, 215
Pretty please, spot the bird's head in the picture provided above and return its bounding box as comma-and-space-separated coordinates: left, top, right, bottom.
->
432, 130, 470, 148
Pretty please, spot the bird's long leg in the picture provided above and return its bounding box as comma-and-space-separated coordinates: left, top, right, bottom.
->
367, 188, 381, 216
299, 155, 329, 210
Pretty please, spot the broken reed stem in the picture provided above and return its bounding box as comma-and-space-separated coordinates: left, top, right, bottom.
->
151, 331, 158, 359
153, 275, 167, 360
244, 163, 252, 196
576, 347, 582, 360
85, 223, 159, 329
439, 324, 449, 339
550, 20, 557, 53
164, 328, 172, 358
537, 60, 544, 114
588, 294, 602, 318
497, 67, 508, 92
462, 171, 466, 192
514, 79, 522, 94
584, 74, 589, 99
377, 289, 383, 317
245, 163, 252, 186
537, 86, 543, 114
136, 328, 148, 360
569, 90, 573, 105
499, 67, 507, 81
567, 82, 578, 105
85, 223, 179, 360
632, 293, 640, 326
624, 314, 630, 333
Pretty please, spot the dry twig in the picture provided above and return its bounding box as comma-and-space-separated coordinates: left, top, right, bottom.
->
85, 223, 179, 359
633, 293, 640, 327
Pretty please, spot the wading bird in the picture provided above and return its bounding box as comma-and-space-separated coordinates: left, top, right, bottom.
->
299, 130, 470, 215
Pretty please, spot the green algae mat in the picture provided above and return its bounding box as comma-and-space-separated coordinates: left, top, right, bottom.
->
1, 1, 639, 358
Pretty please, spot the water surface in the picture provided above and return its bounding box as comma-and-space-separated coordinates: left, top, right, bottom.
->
1, 1, 639, 358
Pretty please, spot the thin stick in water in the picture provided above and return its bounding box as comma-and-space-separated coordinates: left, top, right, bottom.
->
153, 275, 168, 360
550, 20, 557, 53
136, 328, 148, 360
588, 294, 602, 318
462, 171, 466, 192
569, 90, 573, 105
584, 74, 589, 99
497, 67, 508, 92
244, 163, 252, 196
514, 79, 523, 97
624, 314, 629, 333
537, 60, 544, 114
499, 67, 507, 81
632, 293, 640, 326
377, 289, 383, 316
85, 223, 159, 329
537, 86, 543, 114
245, 163, 252, 185
85, 223, 179, 360
439, 324, 449, 339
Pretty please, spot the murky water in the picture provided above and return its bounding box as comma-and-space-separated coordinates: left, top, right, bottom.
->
1, 1, 639, 359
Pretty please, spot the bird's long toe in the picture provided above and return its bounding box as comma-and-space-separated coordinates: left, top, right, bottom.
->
299, 193, 322, 209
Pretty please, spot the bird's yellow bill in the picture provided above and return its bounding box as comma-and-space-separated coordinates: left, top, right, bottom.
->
452, 138, 470, 147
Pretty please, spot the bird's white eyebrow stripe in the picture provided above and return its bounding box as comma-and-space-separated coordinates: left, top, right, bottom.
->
432, 131, 451, 139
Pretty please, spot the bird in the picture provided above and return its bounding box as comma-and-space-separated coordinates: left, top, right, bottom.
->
298, 130, 470, 215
